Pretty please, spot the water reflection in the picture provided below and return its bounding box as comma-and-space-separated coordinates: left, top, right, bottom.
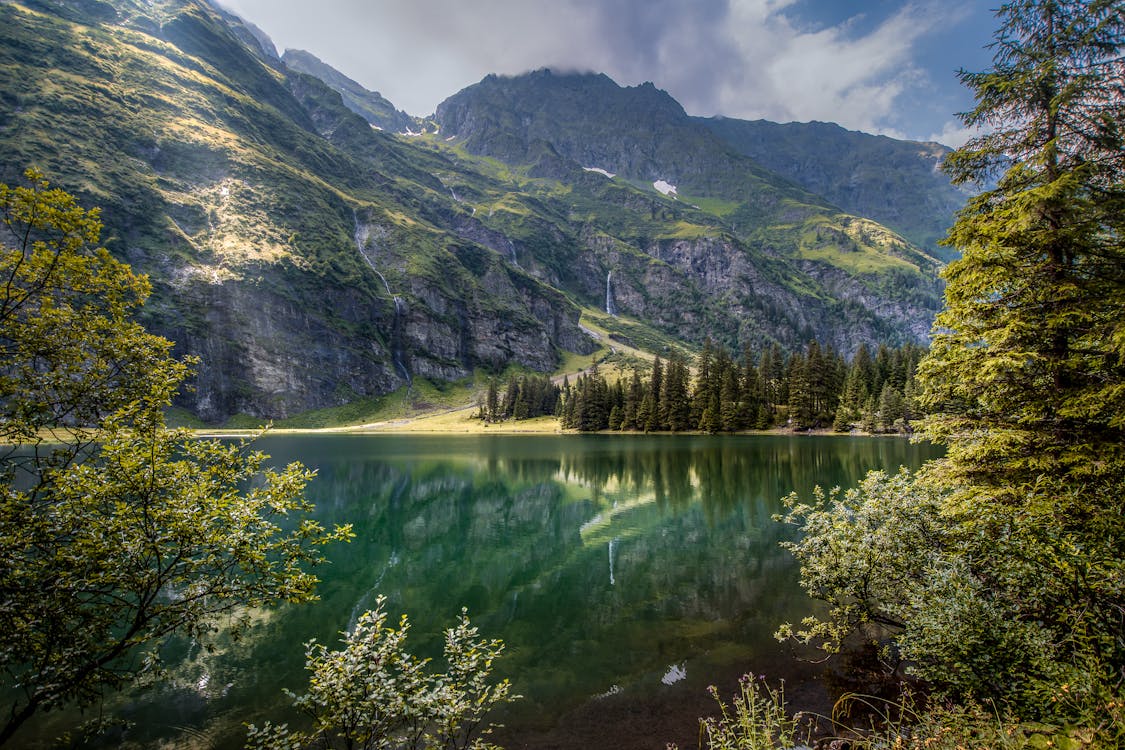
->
21, 434, 939, 749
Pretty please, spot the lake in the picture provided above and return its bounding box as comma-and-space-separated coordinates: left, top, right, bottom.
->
24, 433, 941, 749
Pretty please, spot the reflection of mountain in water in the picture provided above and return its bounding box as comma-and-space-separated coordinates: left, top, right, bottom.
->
283, 435, 939, 726
32, 435, 939, 749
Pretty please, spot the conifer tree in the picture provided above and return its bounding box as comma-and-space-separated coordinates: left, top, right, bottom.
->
691, 339, 715, 427
840, 362, 867, 423
484, 378, 499, 422
665, 351, 692, 431
711, 347, 733, 427
832, 397, 852, 432
623, 369, 642, 430
646, 356, 664, 431
851, 343, 874, 404
513, 385, 530, 420
501, 374, 519, 419
720, 368, 742, 431
861, 395, 879, 434
873, 344, 891, 398
758, 346, 776, 416
787, 352, 812, 429
919, 0, 1125, 491
878, 384, 905, 432
740, 346, 762, 429
781, 1, 1125, 719
639, 392, 656, 433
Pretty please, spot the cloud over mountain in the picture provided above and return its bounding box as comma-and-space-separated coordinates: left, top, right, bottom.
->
216, 0, 989, 143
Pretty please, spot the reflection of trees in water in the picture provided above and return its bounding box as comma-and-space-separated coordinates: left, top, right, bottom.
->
71, 436, 939, 750
291, 436, 940, 721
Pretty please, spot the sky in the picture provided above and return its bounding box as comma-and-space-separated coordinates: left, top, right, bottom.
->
216, 0, 998, 147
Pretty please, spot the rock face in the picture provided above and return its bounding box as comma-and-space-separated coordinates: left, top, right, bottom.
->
281, 49, 421, 134
0, 1, 953, 424
0, 0, 594, 423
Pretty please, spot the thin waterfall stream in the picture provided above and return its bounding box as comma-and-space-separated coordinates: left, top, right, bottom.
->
605, 270, 617, 316
353, 211, 412, 387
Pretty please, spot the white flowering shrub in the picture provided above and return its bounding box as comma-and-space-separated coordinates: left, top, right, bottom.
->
247, 597, 515, 750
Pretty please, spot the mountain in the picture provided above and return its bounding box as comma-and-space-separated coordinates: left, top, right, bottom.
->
433, 70, 943, 339
281, 49, 421, 134
0, 0, 953, 425
1, 0, 595, 423
697, 117, 969, 261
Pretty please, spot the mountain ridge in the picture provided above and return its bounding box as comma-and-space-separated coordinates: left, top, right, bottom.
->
282, 48, 422, 134
697, 116, 967, 259
0, 0, 958, 424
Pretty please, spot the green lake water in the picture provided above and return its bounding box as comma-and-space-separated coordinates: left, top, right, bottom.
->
25, 433, 941, 749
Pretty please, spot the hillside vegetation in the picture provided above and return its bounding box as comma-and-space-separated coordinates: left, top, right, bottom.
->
0, 0, 954, 424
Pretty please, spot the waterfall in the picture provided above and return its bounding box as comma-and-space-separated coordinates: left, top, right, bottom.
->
448, 186, 460, 203
507, 239, 519, 267
354, 211, 411, 386
608, 537, 617, 585
391, 296, 412, 386
605, 270, 617, 316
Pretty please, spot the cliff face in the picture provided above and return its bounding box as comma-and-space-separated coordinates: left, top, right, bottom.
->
0, 1, 952, 424
1, 0, 596, 422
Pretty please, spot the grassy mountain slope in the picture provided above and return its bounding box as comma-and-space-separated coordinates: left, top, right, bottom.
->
698, 117, 970, 261
0, 1, 950, 424
281, 48, 421, 134
0, 0, 595, 422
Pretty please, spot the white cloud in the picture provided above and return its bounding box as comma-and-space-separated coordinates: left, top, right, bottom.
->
712, 1, 944, 135
216, 0, 975, 139
925, 120, 981, 148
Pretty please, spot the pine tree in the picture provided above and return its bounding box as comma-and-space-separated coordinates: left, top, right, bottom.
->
832, 397, 852, 432
873, 344, 891, 398
787, 352, 812, 430
804, 341, 825, 424
664, 351, 692, 431
622, 369, 642, 430
851, 343, 874, 405
877, 384, 905, 432
720, 367, 741, 431
840, 362, 867, 423
502, 374, 519, 419
647, 356, 664, 431
639, 393, 656, 433
485, 379, 499, 422
512, 383, 530, 420
783, 4, 1125, 718
919, 0, 1125, 491
691, 339, 715, 428
739, 346, 761, 429
861, 395, 879, 434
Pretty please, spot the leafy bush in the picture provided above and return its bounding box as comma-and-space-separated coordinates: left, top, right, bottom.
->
247, 596, 516, 750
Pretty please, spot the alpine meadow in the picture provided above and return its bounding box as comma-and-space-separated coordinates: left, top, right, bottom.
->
1, 0, 1123, 748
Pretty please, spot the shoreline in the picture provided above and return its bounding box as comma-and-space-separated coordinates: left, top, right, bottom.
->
188, 408, 913, 439
190, 423, 907, 439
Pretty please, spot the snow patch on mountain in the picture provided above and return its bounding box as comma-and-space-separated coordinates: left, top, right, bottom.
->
583, 167, 616, 178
